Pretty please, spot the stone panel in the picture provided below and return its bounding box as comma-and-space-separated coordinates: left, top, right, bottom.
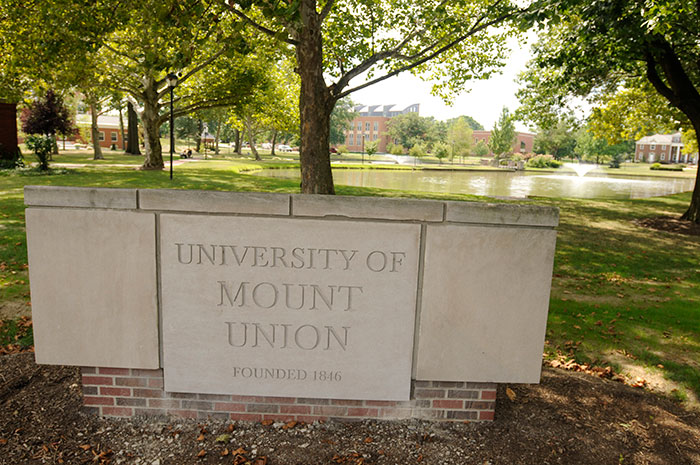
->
26, 208, 159, 368
24, 186, 137, 209
139, 189, 290, 216
445, 201, 559, 227
292, 194, 444, 222
416, 224, 557, 383
160, 215, 420, 400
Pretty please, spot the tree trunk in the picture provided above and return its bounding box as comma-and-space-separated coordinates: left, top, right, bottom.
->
118, 106, 126, 150
296, 0, 335, 194
126, 101, 141, 155
196, 119, 203, 153
234, 129, 242, 155
245, 116, 261, 161
270, 130, 277, 156
214, 119, 221, 155
140, 85, 163, 169
90, 103, 104, 160
680, 119, 700, 223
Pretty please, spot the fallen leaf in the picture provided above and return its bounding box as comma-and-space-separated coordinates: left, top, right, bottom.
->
364, 437, 373, 443
505, 387, 516, 401
283, 420, 297, 430
196, 433, 205, 441
261, 419, 274, 426
232, 447, 248, 455
227, 423, 235, 433
79, 444, 91, 451
221, 448, 229, 456
0, 439, 7, 445
197, 449, 206, 458
254, 457, 268, 465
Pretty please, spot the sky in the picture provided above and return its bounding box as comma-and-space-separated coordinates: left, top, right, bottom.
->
350, 36, 535, 133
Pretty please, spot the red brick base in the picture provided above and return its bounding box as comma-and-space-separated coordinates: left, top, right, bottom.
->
81, 368, 496, 422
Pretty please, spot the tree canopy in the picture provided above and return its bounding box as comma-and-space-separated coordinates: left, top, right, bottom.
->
225, 0, 524, 193
520, 0, 700, 221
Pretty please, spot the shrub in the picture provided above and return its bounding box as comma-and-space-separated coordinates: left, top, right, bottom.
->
409, 143, 426, 158
337, 145, 348, 154
390, 144, 405, 155
26, 135, 53, 171
650, 163, 683, 171
609, 152, 625, 168
433, 142, 449, 163
527, 154, 561, 168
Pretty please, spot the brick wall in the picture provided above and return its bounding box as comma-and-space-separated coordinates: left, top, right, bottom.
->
81, 368, 497, 422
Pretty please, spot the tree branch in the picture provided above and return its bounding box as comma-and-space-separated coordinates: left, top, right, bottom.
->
102, 42, 139, 64
156, 46, 229, 100
335, 7, 517, 100
319, 0, 335, 22
222, 2, 298, 45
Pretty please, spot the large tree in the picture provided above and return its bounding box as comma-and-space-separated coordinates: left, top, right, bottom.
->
521, 0, 700, 222
100, 0, 270, 169
225, 0, 522, 193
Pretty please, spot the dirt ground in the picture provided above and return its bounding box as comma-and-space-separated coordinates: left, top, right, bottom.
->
637, 216, 700, 236
1, 353, 699, 464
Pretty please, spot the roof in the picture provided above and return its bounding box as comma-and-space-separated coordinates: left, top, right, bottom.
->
354, 104, 420, 117
636, 133, 682, 145
75, 114, 121, 129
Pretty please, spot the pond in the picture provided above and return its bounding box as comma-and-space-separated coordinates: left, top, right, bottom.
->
252, 167, 696, 199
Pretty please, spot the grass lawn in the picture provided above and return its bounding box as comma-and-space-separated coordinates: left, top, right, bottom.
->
1, 158, 698, 406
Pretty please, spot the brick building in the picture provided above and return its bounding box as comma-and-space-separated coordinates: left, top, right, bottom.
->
472, 130, 535, 156
74, 114, 127, 149
635, 133, 696, 164
343, 104, 419, 153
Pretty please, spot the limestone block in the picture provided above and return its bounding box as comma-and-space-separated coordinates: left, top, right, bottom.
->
24, 186, 137, 209
445, 201, 559, 227
159, 214, 420, 400
139, 189, 290, 216
292, 194, 444, 222
26, 208, 159, 368
416, 224, 557, 383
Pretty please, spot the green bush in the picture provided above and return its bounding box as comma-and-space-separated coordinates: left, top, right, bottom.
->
527, 154, 561, 168
337, 145, 348, 154
390, 144, 405, 155
26, 135, 53, 170
650, 163, 683, 171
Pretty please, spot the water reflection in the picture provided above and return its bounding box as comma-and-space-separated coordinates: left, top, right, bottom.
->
254, 169, 695, 199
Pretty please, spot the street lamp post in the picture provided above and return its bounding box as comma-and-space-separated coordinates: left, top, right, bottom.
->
166, 73, 178, 180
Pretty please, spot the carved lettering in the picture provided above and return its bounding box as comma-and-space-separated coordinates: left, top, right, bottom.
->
226, 321, 349, 351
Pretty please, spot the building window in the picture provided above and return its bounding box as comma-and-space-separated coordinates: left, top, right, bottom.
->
650, 144, 655, 150
373, 134, 378, 141
374, 122, 378, 131
350, 134, 355, 145
364, 134, 369, 141
111, 132, 118, 142
638, 144, 644, 150
661, 145, 667, 150
661, 153, 665, 160
365, 122, 370, 131
99, 132, 105, 142
357, 122, 361, 131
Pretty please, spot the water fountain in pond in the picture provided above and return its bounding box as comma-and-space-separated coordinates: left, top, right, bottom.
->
564, 163, 598, 177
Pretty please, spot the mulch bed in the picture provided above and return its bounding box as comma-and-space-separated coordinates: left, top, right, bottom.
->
1, 353, 699, 464
637, 216, 700, 236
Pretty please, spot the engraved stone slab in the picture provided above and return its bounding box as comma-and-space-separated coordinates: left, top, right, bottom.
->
160, 215, 421, 400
